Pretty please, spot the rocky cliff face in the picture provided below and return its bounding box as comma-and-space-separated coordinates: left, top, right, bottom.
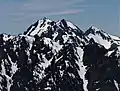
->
0, 18, 120, 91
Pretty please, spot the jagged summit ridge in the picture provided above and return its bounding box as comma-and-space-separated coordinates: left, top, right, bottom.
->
0, 18, 120, 91
24, 18, 83, 37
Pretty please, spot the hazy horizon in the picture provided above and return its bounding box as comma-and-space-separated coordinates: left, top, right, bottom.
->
0, 0, 119, 36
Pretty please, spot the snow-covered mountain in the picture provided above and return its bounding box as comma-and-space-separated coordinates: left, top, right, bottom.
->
0, 18, 120, 91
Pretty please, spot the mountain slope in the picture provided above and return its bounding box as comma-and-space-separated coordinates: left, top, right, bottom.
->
0, 18, 120, 91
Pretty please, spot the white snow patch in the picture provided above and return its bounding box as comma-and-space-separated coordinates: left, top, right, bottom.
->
60, 70, 64, 77
0, 55, 18, 91
96, 88, 100, 91
26, 26, 35, 35
29, 20, 43, 36
62, 34, 69, 43
3, 34, 15, 41
107, 50, 115, 56
7, 55, 18, 90
91, 26, 100, 31
28, 19, 52, 36
41, 54, 51, 70
44, 37, 63, 53
68, 73, 75, 78
62, 32, 77, 44
118, 46, 120, 51
52, 32, 58, 40
88, 34, 111, 49
44, 87, 51, 90
66, 21, 77, 29
0, 76, 2, 89
52, 41, 63, 52
55, 55, 63, 62
1, 60, 14, 91
20, 35, 35, 50
114, 80, 119, 91
34, 56, 53, 80
76, 47, 88, 91
110, 34, 120, 41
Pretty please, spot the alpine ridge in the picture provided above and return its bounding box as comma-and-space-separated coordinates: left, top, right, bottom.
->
0, 18, 120, 91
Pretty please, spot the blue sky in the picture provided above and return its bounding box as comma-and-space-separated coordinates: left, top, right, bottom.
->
0, 0, 119, 35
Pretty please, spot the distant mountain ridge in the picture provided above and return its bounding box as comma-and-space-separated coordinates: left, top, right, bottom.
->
0, 18, 120, 91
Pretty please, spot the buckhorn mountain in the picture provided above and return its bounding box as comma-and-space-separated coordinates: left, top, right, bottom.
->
0, 18, 120, 91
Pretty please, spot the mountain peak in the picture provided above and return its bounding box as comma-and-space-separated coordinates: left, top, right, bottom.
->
90, 26, 100, 31
24, 18, 52, 36
0, 18, 120, 91
24, 18, 83, 37
85, 25, 102, 35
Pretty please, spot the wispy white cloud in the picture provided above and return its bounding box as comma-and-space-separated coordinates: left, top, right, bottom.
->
0, 0, 86, 34
26, 9, 84, 17
12, 9, 84, 22
9, 0, 85, 20
20, 0, 84, 11
55, 9, 84, 15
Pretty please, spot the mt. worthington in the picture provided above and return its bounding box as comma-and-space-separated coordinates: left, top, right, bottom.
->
0, 18, 120, 91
